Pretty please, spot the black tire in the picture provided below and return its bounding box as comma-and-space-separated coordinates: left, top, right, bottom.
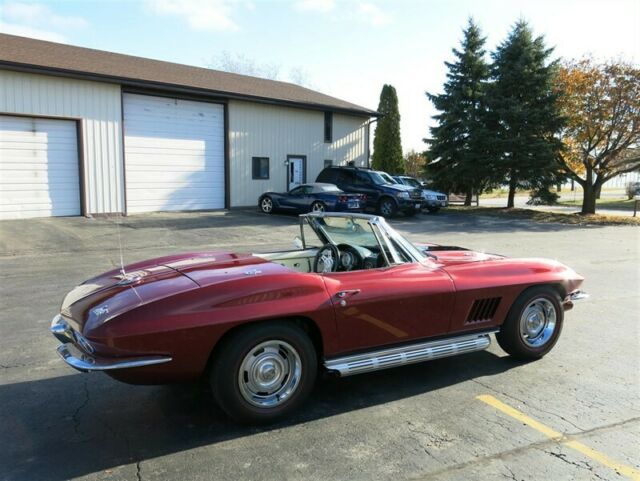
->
496, 286, 564, 361
427, 206, 440, 213
310, 201, 326, 213
259, 196, 274, 214
378, 197, 398, 217
210, 322, 317, 423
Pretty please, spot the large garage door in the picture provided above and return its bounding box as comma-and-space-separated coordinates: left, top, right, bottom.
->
123, 93, 225, 214
0, 116, 80, 220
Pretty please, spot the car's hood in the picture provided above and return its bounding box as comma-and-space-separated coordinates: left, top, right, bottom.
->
380, 183, 408, 191
417, 243, 504, 267
421, 188, 445, 196
60, 251, 279, 332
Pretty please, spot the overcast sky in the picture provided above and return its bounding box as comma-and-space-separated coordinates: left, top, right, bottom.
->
1, 0, 638, 153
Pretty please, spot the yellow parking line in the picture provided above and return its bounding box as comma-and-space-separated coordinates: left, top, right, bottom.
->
477, 394, 640, 481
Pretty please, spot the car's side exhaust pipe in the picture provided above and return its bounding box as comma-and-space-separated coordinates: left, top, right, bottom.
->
324, 332, 496, 377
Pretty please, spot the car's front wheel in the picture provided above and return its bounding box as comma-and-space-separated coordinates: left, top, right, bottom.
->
496, 286, 563, 360
210, 322, 317, 423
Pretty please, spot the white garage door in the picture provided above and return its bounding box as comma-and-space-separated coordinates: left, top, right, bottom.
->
0, 116, 81, 219
123, 93, 225, 214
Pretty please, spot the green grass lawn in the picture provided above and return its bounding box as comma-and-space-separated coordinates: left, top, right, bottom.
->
447, 206, 640, 226
558, 198, 636, 211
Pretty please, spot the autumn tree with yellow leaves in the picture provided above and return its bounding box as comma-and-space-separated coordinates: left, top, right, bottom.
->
555, 58, 640, 214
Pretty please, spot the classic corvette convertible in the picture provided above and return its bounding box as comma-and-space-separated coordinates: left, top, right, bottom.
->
51, 213, 586, 422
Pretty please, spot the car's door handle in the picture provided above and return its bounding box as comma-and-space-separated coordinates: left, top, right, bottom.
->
337, 289, 361, 298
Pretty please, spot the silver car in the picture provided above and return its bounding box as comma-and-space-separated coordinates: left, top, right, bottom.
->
393, 175, 448, 213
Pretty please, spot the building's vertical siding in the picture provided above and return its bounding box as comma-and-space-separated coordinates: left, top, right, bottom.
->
228, 100, 369, 207
0, 70, 123, 214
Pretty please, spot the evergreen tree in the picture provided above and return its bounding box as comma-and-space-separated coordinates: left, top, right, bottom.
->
485, 20, 564, 207
425, 18, 491, 205
372, 84, 403, 173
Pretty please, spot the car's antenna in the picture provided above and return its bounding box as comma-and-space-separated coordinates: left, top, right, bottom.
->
115, 214, 126, 276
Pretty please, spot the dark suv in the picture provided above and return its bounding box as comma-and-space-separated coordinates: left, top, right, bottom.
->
316, 166, 423, 217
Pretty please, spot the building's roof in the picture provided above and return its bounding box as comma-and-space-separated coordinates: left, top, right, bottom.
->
0, 33, 377, 117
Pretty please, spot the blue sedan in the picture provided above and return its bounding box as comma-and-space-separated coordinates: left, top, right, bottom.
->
259, 183, 364, 214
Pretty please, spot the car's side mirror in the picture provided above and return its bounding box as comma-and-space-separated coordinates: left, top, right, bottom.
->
293, 236, 304, 249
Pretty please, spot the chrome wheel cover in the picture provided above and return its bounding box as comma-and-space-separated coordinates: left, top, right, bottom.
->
238, 340, 302, 408
261, 197, 273, 213
311, 202, 325, 213
520, 298, 557, 347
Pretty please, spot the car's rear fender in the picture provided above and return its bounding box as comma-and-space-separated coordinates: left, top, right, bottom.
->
90, 271, 338, 384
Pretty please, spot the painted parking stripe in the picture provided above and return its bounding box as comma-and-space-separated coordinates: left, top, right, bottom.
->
477, 394, 640, 481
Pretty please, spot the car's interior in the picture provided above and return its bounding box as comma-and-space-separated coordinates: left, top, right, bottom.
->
254, 215, 422, 274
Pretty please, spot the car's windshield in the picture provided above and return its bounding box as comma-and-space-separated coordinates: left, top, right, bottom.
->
309, 216, 378, 248
302, 215, 426, 264
369, 171, 388, 185
403, 177, 421, 188
378, 172, 397, 184
318, 184, 341, 192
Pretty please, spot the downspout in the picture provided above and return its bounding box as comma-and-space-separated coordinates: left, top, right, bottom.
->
365, 117, 380, 169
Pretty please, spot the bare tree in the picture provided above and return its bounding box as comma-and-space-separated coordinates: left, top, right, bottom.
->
209, 51, 312, 87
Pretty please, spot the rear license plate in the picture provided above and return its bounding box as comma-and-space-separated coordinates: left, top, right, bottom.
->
348, 201, 360, 209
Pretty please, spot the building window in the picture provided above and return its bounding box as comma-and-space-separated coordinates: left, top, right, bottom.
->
324, 159, 333, 168
252, 157, 270, 179
324, 111, 333, 143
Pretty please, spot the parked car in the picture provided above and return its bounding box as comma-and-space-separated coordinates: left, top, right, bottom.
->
258, 183, 363, 214
626, 181, 640, 199
393, 175, 448, 213
51, 212, 586, 423
316, 166, 422, 217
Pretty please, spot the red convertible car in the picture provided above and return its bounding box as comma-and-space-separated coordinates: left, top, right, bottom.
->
51, 213, 586, 423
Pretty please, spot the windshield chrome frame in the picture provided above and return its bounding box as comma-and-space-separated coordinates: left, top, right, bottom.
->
299, 213, 426, 264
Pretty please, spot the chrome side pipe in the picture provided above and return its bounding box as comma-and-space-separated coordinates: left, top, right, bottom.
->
324, 332, 496, 377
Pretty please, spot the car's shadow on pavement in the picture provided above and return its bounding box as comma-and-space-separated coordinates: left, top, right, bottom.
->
1, 350, 524, 481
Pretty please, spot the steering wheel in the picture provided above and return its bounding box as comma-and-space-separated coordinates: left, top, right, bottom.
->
337, 244, 364, 271
313, 243, 340, 273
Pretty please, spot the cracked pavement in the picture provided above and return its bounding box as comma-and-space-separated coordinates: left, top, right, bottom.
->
0, 210, 638, 481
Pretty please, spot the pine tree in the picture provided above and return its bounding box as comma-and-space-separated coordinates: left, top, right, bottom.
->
425, 18, 491, 205
486, 20, 564, 208
372, 84, 403, 173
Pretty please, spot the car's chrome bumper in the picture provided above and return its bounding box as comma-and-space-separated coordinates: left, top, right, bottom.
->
563, 290, 588, 311
50, 315, 172, 373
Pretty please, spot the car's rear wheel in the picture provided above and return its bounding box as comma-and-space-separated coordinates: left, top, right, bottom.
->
378, 197, 397, 217
260, 196, 273, 214
310, 201, 326, 213
496, 286, 563, 360
210, 322, 317, 423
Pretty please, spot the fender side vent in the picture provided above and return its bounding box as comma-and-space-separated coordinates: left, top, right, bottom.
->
466, 297, 501, 323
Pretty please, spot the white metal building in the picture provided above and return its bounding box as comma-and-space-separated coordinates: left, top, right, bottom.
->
0, 34, 376, 219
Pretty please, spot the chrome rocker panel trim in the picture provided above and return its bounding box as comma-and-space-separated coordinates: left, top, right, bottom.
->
324, 332, 496, 377
56, 343, 172, 373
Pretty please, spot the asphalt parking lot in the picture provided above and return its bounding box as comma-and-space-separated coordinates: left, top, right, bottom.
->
1, 210, 638, 481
